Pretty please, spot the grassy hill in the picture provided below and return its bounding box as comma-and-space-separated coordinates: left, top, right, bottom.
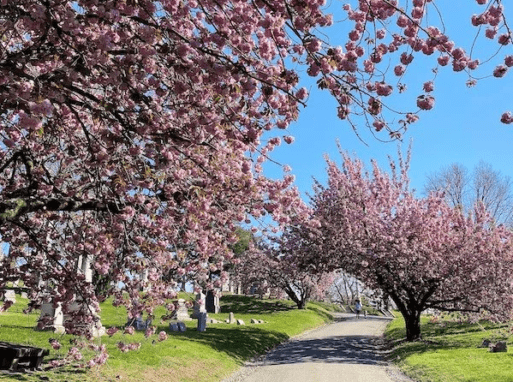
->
385, 313, 513, 382
0, 294, 341, 382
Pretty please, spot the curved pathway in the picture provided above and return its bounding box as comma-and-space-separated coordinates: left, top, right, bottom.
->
223, 313, 413, 382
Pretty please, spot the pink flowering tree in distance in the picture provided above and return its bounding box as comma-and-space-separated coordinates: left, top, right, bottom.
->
235, 240, 335, 309
1, 0, 513, 343
308, 147, 513, 340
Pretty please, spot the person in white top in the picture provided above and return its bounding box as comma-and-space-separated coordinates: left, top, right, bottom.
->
355, 299, 362, 319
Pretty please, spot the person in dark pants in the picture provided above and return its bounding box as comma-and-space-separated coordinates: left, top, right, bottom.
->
355, 299, 362, 319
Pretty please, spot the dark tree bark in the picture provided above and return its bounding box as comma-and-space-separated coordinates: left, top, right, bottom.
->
284, 284, 308, 309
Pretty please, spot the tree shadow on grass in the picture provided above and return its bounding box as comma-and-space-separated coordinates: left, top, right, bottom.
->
172, 326, 290, 363
0, 371, 33, 381
0, 365, 88, 382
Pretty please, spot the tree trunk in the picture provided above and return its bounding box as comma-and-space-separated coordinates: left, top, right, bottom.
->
283, 286, 307, 309
386, 289, 423, 341
404, 311, 422, 341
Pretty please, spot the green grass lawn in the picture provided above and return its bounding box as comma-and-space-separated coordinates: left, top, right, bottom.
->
0, 294, 339, 382
385, 313, 513, 382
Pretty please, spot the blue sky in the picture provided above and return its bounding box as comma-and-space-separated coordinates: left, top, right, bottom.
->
263, 1, 513, 201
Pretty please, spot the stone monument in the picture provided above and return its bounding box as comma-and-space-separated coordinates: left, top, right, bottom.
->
206, 290, 220, 314
38, 254, 105, 336
192, 292, 206, 319
170, 299, 192, 321
126, 315, 152, 331
197, 312, 207, 332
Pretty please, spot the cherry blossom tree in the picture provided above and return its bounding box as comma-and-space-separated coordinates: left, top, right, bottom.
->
0, 0, 312, 335
1, 0, 513, 345
308, 148, 513, 340
235, 240, 334, 309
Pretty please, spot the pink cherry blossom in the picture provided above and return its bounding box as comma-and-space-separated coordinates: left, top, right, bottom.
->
158, 331, 168, 341
50, 340, 61, 350
498, 34, 511, 45
107, 327, 119, 337
493, 65, 508, 77
394, 65, 406, 76
417, 95, 435, 110
283, 135, 295, 144
485, 28, 498, 39
373, 119, 386, 131
422, 81, 434, 92
500, 112, 513, 124
437, 55, 450, 66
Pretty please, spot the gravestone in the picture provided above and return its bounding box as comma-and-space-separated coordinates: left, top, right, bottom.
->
169, 322, 179, 332
3, 290, 16, 304
126, 315, 152, 331
38, 302, 65, 334
228, 312, 236, 324
192, 292, 206, 319
37, 254, 105, 337
197, 312, 207, 332
140, 269, 149, 292
489, 341, 508, 352
481, 339, 491, 348
170, 299, 192, 321
206, 290, 221, 314
236, 319, 245, 325
177, 322, 187, 332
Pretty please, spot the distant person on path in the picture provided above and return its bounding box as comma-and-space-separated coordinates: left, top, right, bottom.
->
355, 299, 362, 319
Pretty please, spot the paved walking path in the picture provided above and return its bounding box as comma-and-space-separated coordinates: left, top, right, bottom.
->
223, 313, 413, 382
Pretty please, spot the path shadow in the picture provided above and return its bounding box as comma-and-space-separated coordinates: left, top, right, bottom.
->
332, 314, 394, 323
261, 334, 386, 366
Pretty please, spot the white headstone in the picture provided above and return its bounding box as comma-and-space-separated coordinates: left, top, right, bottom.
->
3, 289, 16, 304
171, 299, 192, 321
192, 292, 206, 319
38, 302, 65, 334
38, 254, 105, 337
81, 254, 93, 283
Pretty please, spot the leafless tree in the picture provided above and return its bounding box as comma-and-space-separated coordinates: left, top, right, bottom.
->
329, 271, 359, 305
424, 161, 513, 226
424, 163, 468, 210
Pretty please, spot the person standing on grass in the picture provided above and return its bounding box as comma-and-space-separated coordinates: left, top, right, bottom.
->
355, 299, 362, 319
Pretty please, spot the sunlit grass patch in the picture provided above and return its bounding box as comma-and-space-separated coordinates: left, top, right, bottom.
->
385, 313, 513, 382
